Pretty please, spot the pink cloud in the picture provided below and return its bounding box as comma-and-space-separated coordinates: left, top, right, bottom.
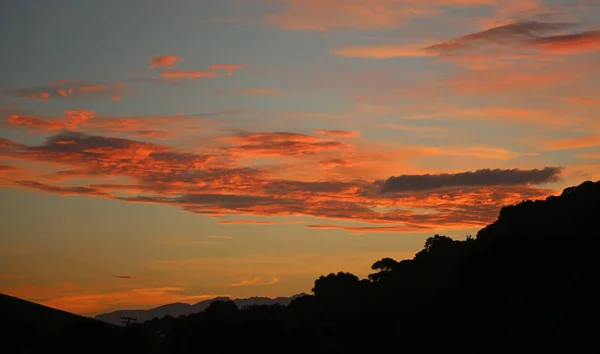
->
530, 30, 600, 55
315, 129, 360, 138
214, 88, 288, 96
218, 220, 301, 225
306, 224, 433, 234
8, 110, 95, 133
150, 55, 183, 69
264, 0, 495, 31
229, 277, 279, 287
331, 43, 436, 59
210, 63, 250, 76
6, 81, 127, 101
160, 70, 217, 79
318, 159, 353, 170
227, 132, 351, 157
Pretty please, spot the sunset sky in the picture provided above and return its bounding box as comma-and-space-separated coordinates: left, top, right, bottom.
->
1, 0, 599, 316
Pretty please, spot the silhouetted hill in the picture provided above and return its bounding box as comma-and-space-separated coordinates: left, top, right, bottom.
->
0, 293, 126, 354
95, 293, 307, 325
0, 293, 92, 332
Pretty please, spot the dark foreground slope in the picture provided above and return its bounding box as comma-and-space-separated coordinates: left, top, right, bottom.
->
0, 293, 88, 332
0, 293, 145, 354
3, 181, 599, 354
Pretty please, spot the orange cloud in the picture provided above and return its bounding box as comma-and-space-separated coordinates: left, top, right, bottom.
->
58, 88, 74, 97
150, 55, 183, 69
79, 84, 109, 92
218, 220, 301, 225
229, 277, 279, 287
160, 70, 217, 79
211, 63, 250, 76
315, 129, 360, 138
8, 109, 95, 133
14, 180, 113, 198
48, 79, 83, 87
562, 96, 600, 106
318, 159, 353, 169
546, 134, 600, 150
530, 30, 600, 55
331, 43, 436, 59
0, 165, 17, 174
151, 63, 249, 81
264, 0, 494, 31
208, 235, 233, 240
306, 224, 432, 234
424, 21, 574, 57
406, 106, 577, 126
215, 88, 288, 96
5, 81, 126, 101
450, 66, 578, 94
227, 132, 351, 157
131, 130, 175, 140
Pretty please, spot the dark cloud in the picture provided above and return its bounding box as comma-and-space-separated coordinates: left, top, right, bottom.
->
15, 180, 112, 198
0, 165, 17, 173
425, 21, 576, 56
113, 275, 134, 280
528, 30, 600, 54
381, 168, 562, 193
227, 132, 349, 157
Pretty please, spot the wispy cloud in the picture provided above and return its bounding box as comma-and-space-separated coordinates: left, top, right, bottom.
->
154, 237, 217, 246
8, 110, 95, 133
160, 70, 217, 79
263, 0, 496, 32
3, 81, 127, 101
331, 19, 600, 60
529, 30, 600, 55
208, 235, 233, 240
226, 132, 351, 157
218, 220, 301, 225
153, 63, 250, 81
150, 55, 183, 69
214, 88, 289, 97
331, 43, 436, 59
306, 224, 432, 234
315, 129, 360, 138
211, 63, 250, 76
229, 277, 279, 287
424, 20, 575, 57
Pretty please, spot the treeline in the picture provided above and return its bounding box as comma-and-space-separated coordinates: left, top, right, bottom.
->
9, 181, 600, 354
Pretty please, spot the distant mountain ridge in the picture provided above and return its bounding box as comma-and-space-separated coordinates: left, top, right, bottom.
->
95, 294, 307, 325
